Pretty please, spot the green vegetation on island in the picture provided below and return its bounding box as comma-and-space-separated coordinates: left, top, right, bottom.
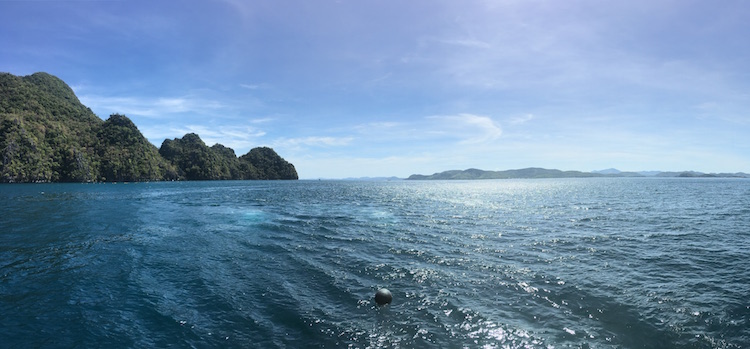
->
159, 134, 297, 180
98, 113, 178, 182
1, 72, 297, 182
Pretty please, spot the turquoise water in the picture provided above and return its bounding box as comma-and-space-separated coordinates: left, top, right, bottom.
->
1, 179, 749, 348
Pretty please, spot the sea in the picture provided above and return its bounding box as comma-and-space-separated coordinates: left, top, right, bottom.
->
1, 178, 749, 348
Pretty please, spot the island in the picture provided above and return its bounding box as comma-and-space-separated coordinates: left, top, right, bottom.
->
407, 168, 750, 180
1, 72, 297, 183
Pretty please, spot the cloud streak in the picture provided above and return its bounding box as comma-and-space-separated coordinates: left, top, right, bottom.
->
78, 94, 226, 119
275, 136, 354, 149
426, 114, 502, 144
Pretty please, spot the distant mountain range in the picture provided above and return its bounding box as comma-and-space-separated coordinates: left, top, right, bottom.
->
590, 168, 750, 178
407, 167, 750, 180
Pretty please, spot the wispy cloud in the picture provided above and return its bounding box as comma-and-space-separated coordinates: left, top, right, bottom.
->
240, 83, 270, 90
426, 113, 502, 144
433, 37, 492, 49
508, 114, 534, 125
250, 117, 275, 124
274, 136, 354, 148
349, 115, 503, 145
78, 94, 226, 119
352, 121, 402, 132
179, 124, 266, 141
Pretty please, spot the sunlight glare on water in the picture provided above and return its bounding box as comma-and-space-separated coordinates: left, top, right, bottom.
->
1, 178, 749, 348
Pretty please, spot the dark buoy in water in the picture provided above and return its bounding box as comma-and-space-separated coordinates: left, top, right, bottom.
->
375, 288, 392, 305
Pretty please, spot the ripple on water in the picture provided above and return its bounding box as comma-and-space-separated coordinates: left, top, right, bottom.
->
3, 179, 749, 348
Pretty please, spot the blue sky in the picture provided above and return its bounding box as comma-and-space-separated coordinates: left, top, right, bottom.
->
2, 0, 749, 178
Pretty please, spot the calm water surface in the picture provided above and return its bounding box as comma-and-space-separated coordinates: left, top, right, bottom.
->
1, 178, 749, 348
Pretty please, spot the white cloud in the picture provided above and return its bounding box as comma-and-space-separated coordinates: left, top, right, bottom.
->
352, 121, 402, 133
434, 38, 492, 49
346, 114, 504, 146
154, 98, 190, 113
427, 113, 502, 144
78, 94, 226, 119
508, 114, 534, 125
77, 96, 156, 118
250, 117, 275, 124
240, 83, 271, 90
274, 136, 354, 148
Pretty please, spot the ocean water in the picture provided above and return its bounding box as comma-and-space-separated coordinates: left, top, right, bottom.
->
1, 178, 749, 348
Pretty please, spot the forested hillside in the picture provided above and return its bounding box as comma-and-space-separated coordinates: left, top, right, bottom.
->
97, 113, 178, 182
0, 72, 297, 182
159, 134, 297, 180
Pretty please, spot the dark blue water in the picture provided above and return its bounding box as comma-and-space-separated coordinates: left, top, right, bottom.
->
2, 179, 749, 348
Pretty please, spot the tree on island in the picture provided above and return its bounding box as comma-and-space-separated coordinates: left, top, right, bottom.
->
0, 72, 297, 182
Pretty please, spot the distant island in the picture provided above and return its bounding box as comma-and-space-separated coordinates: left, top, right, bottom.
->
1, 72, 297, 183
407, 167, 750, 180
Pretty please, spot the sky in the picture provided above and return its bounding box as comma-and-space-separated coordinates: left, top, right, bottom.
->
2, 0, 749, 179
